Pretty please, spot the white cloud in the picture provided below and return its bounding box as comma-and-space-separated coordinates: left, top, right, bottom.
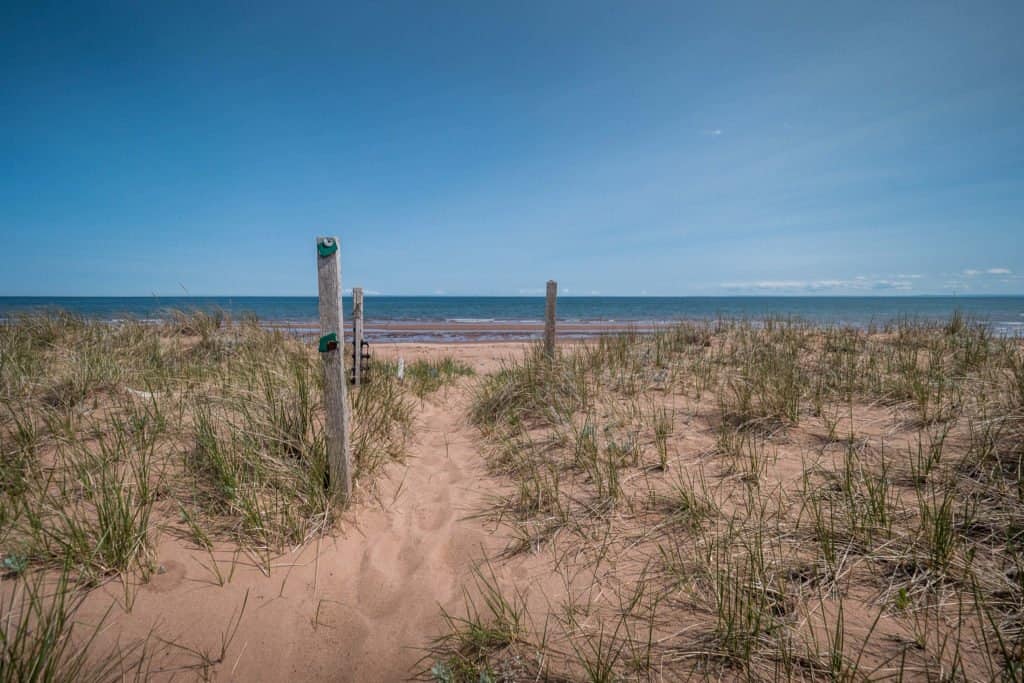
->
872, 279, 914, 290
720, 280, 810, 290
721, 277, 914, 293
963, 267, 1012, 277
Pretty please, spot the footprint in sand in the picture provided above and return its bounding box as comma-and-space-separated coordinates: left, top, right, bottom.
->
144, 559, 186, 593
443, 459, 466, 484
415, 495, 453, 532
355, 562, 408, 618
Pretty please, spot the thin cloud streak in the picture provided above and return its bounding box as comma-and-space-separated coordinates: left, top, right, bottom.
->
964, 267, 1013, 277
720, 277, 915, 293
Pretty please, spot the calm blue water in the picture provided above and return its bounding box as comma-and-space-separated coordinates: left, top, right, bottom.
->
1, 296, 1023, 336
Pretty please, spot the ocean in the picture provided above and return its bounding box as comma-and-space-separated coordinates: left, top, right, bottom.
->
1, 296, 1022, 342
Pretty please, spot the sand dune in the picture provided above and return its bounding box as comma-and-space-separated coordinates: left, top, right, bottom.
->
6, 323, 1022, 681
67, 343, 522, 681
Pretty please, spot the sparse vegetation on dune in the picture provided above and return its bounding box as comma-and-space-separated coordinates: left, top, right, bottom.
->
405, 357, 476, 400
5, 310, 1023, 680
0, 568, 154, 683
431, 316, 1024, 681
0, 311, 447, 679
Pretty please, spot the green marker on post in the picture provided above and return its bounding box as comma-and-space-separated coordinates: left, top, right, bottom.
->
317, 237, 338, 257
318, 332, 338, 353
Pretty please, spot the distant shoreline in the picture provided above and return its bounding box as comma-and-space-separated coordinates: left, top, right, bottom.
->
3, 308, 1022, 343
1, 295, 1023, 342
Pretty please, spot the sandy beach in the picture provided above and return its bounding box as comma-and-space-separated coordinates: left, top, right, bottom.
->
270, 319, 665, 344
2, 316, 1023, 681
0, 331, 547, 680
71, 342, 524, 681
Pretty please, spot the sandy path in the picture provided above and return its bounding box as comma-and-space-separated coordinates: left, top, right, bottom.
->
322, 384, 500, 680
79, 348, 522, 681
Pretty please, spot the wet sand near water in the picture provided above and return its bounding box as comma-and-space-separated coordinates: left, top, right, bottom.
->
269, 319, 660, 343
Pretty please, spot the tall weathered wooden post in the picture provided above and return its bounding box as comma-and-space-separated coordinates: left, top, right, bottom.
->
352, 287, 364, 386
544, 279, 557, 357
315, 236, 352, 502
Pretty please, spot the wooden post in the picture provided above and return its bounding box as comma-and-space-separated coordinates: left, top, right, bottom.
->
352, 287, 364, 386
315, 236, 352, 502
544, 279, 557, 357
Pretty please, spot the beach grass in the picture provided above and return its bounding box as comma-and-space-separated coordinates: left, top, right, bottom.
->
0, 566, 154, 682
0, 312, 415, 573
4, 310, 1023, 680
405, 357, 475, 399
0, 311, 445, 677
428, 315, 1024, 681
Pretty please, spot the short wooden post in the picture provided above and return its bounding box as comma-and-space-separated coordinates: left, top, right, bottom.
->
544, 279, 557, 357
352, 287, 364, 386
315, 236, 352, 502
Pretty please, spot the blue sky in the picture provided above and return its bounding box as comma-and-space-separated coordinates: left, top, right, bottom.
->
2, 1, 1022, 296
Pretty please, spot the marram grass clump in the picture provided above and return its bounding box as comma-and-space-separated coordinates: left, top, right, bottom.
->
432, 316, 1024, 681
0, 312, 420, 578
405, 357, 475, 399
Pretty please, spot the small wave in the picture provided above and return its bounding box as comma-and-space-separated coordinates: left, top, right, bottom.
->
446, 318, 495, 323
